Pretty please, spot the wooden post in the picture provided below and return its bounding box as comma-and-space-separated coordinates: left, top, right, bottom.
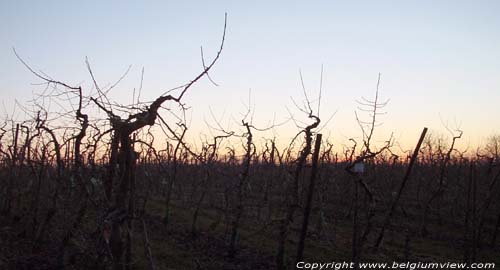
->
374, 127, 428, 248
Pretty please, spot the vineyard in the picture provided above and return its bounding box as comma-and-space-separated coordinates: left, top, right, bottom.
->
1, 18, 500, 270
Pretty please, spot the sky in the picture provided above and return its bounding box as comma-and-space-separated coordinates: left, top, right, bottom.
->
1, 0, 500, 153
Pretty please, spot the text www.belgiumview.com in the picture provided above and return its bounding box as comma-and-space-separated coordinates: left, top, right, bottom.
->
296, 261, 496, 269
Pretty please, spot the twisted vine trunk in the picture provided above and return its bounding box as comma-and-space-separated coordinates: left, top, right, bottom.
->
228, 123, 252, 258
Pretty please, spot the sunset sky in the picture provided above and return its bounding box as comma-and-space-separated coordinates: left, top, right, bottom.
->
1, 1, 499, 152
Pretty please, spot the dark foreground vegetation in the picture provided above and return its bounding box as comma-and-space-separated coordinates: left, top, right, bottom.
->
1, 17, 500, 270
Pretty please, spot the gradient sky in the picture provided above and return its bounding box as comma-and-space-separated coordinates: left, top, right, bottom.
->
1, 1, 500, 152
